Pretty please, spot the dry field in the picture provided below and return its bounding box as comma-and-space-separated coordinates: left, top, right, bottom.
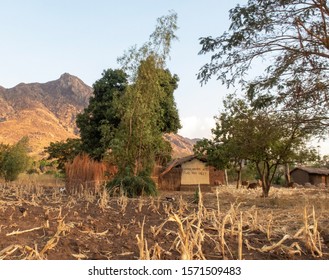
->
0, 181, 329, 260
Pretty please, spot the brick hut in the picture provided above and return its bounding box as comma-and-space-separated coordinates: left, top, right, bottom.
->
158, 155, 225, 192
290, 166, 329, 187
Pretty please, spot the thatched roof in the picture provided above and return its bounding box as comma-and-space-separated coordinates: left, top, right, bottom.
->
290, 166, 329, 176
160, 155, 207, 177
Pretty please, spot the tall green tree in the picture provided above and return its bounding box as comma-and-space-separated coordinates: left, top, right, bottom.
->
112, 56, 167, 176
104, 11, 180, 197
76, 69, 128, 160
113, 11, 179, 176
47, 12, 180, 183
198, 0, 329, 129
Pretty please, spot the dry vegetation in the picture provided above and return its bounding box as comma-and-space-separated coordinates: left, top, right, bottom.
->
0, 180, 328, 260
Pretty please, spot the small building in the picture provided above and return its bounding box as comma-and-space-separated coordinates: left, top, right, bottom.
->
158, 155, 225, 192
290, 167, 329, 187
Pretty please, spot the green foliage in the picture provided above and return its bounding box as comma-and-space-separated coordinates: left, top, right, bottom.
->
64, 11, 180, 198
113, 56, 177, 175
106, 172, 157, 198
192, 187, 200, 204
0, 137, 31, 181
195, 94, 315, 197
44, 138, 82, 171
226, 163, 258, 184
157, 69, 181, 133
198, 0, 329, 131
111, 11, 179, 178
118, 11, 178, 77
76, 13, 180, 163
76, 69, 128, 160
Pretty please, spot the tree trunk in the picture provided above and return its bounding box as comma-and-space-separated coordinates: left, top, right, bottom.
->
236, 161, 242, 189
262, 183, 270, 197
256, 161, 272, 197
285, 163, 291, 186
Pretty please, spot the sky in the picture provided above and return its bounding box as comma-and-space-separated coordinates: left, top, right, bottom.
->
1, 0, 329, 155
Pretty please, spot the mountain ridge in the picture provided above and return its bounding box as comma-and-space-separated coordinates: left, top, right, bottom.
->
0, 74, 196, 158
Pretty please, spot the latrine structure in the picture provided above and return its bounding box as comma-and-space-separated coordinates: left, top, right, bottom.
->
158, 155, 225, 192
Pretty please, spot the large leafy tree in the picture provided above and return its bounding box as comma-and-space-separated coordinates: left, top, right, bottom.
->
198, 0, 329, 129
46, 12, 180, 182
113, 11, 180, 177
195, 94, 315, 197
76, 69, 128, 160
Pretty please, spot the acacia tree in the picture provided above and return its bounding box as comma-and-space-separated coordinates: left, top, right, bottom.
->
195, 94, 315, 197
198, 0, 329, 129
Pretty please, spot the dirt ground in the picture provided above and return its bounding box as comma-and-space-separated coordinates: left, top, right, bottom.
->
0, 182, 329, 260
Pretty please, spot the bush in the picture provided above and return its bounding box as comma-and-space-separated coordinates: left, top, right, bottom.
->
0, 137, 31, 181
106, 174, 157, 198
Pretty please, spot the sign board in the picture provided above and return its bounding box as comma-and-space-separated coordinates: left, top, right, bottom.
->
181, 159, 209, 185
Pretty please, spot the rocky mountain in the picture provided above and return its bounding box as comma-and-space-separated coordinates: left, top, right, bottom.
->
0, 74, 197, 158
0, 73, 93, 156
164, 133, 199, 158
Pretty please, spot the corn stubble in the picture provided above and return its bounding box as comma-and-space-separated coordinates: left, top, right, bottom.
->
0, 182, 328, 260
138, 186, 329, 260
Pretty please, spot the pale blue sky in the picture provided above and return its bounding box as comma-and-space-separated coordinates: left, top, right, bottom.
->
0, 0, 247, 137
1, 0, 328, 154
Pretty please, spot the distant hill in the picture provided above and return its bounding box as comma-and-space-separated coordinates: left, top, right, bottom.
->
164, 133, 199, 158
0, 73, 92, 156
0, 74, 197, 158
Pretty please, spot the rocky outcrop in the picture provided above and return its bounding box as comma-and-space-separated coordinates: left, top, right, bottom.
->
164, 133, 199, 158
0, 73, 92, 156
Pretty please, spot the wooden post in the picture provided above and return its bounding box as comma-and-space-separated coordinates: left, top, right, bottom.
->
224, 169, 228, 186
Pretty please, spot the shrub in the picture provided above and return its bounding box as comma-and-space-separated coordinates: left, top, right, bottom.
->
106, 173, 157, 198
0, 137, 31, 181
193, 186, 200, 204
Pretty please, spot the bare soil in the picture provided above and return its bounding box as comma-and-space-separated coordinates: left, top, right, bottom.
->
0, 183, 329, 260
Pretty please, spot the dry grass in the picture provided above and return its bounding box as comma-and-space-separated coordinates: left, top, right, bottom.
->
65, 154, 111, 195
134, 185, 329, 260
0, 182, 328, 260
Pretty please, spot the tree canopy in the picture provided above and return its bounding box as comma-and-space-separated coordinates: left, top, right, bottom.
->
198, 0, 329, 130
112, 11, 180, 178
44, 12, 180, 197
45, 138, 82, 172
76, 69, 128, 160
194, 94, 316, 197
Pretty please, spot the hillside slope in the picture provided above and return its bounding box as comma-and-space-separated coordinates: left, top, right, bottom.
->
0, 73, 92, 156
0, 74, 197, 158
